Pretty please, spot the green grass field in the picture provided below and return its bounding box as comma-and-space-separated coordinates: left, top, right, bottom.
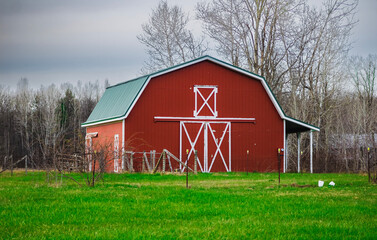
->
0, 171, 376, 239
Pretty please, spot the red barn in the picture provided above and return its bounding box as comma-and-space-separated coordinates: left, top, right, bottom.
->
82, 56, 319, 173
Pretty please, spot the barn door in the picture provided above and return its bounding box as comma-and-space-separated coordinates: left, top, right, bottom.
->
180, 121, 231, 172
207, 122, 231, 172
180, 122, 206, 172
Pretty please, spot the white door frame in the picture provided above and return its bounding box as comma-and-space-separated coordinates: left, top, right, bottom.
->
180, 121, 231, 173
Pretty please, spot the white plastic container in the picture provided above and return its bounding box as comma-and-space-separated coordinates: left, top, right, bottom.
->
318, 180, 324, 187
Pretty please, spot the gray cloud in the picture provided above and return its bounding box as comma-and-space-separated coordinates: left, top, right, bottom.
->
0, 0, 376, 89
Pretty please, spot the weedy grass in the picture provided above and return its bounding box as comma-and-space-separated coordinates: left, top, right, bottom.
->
0, 171, 376, 239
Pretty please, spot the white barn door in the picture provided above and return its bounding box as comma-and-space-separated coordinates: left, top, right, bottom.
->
180, 121, 231, 173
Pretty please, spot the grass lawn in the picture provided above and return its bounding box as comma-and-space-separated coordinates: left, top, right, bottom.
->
0, 171, 376, 239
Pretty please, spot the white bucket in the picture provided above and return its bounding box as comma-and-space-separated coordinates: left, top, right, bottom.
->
318, 180, 324, 187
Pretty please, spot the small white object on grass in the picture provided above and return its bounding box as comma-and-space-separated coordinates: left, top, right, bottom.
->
329, 181, 335, 186
318, 180, 324, 187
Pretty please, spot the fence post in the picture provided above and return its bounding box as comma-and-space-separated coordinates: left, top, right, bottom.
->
151, 151, 154, 170
130, 153, 133, 173
194, 150, 198, 174
142, 152, 145, 173
186, 149, 189, 189
278, 148, 281, 184
10, 155, 13, 176
25, 155, 28, 175
367, 147, 371, 182
3, 156, 7, 172
246, 150, 249, 176
162, 151, 166, 174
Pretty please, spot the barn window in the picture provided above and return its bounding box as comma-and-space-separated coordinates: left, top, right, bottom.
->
193, 85, 218, 118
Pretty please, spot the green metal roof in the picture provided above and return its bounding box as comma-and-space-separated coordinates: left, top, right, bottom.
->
82, 75, 149, 126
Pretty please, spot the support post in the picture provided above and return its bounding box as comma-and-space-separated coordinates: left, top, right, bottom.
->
310, 130, 313, 173
283, 120, 286, 173
285, 134, 289, 172
297, 133, 301, 173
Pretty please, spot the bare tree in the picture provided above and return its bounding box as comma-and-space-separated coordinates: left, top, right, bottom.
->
14, 78, 34, 166
138, 0, 206, 73
197, 0, 304, 92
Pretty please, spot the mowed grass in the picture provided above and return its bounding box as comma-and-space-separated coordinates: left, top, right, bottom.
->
0, 171, 376, 239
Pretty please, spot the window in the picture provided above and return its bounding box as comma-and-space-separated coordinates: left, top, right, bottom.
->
193, 85, 218, 118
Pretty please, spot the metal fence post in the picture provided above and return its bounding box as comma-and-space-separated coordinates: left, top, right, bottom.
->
278, 148, 281, 184
367, 147, 371, 182
246, 150, 249, 175
194, 150, 198, 174
186, 149, 189, 189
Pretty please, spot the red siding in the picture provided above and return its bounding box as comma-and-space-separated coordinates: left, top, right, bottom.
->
124, 61, 284, 172
87, 121, 123, 172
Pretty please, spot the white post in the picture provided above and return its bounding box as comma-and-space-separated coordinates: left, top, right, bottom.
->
285, 134, 289, 172
204, 123, 208, 172
179, 121, 182, 171
310, 130, 313, 173
228, 123, 231, 172
297, 132, 301, 173
283, 120, 286, 173
122, 119, 125, 171
285, 134, 289, 171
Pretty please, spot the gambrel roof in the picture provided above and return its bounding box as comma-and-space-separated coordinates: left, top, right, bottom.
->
82, 55, 319, 132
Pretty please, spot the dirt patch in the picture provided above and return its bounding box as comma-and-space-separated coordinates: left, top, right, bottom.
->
289, 183, 315, 188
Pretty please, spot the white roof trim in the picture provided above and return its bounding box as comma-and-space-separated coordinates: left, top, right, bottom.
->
81, 117, 123, 127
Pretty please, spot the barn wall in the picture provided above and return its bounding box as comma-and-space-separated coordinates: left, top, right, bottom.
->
124, 60, 283, 172
87, 121, 123, 172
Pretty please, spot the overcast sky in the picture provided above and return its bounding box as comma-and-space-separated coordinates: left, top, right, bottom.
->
0, 0, 376, 89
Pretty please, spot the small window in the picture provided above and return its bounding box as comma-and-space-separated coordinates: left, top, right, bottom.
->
193, 85, 218, 118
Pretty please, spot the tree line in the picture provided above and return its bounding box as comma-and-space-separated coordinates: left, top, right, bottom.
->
0, 79, 106, 169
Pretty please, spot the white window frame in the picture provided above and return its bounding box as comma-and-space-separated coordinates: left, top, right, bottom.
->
193, 85, 218, 118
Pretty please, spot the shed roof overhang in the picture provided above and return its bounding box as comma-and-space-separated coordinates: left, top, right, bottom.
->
284, 116, 320, 134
